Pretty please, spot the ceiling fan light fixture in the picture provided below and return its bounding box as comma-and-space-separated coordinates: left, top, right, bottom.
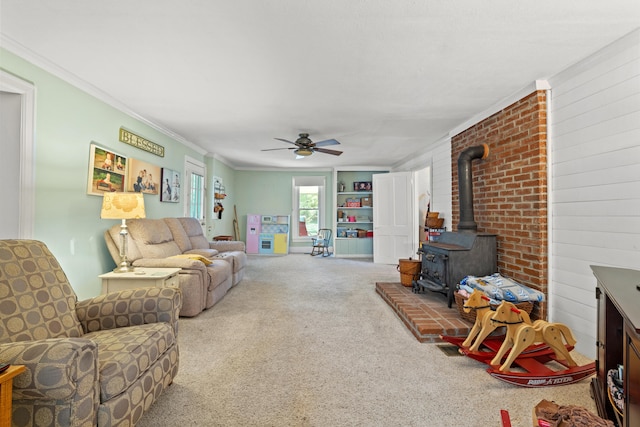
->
264, 134, 342, 157
294, 148, 313, 156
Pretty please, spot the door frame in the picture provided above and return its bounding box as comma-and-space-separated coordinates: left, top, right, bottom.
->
0, 70, 36, 238
184, 156, 206, 224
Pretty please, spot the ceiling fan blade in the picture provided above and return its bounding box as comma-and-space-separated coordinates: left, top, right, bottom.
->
313, 139, 340, 147
314, 148, 343, 156
261, 147, 296, 151
274, 138, 298, 146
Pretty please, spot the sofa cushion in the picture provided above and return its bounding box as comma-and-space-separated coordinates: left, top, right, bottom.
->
163, 218, 193, 253
177, 217, 211, 250
127, 219, 182, 259
85, 323, 175, 401
128, 219, 173, 245
185, 248, 219, 258
0, 240, 84, 343
210, 241, 246, 253
213, 251, 247, 275
168, 254, 212, 265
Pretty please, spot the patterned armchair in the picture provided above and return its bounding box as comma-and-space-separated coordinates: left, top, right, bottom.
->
0, 240, 181, 426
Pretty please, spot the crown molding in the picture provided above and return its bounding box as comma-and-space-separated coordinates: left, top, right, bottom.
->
233, 166, 334, 172
1, 34, 207, 156
207, 152, 237, 169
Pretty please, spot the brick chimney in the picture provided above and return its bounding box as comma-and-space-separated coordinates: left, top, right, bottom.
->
451, 91, 548, 319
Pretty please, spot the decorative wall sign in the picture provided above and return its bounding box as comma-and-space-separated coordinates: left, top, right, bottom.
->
119, 128, 165, 157
87, 143, 127, 196
212, 176, 226, 199
161, 168, 181, 203
212, 176, 225, 219
127, 158, 161, 195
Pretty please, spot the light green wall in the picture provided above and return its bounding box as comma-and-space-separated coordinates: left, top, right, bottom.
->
1, 49, 345, 297
234, 170, 334, 247
2, 49, 206, 299
206, 157, 237, 239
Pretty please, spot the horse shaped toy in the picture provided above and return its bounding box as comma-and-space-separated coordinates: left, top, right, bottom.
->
441, 297, 595, 387
460, 289, 498, 349
489, 301, 577, 372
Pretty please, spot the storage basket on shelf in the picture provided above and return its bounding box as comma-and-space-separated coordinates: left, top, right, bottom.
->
397, 258, 421, 287
454, 291, 533, 323
425, 211, 444, 228
426, 217, 444, 228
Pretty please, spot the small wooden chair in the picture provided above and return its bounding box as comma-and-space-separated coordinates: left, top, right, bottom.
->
310, 228, 332, 257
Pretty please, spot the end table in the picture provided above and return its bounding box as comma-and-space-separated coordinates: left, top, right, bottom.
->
99, 267, 181, 294
1, 365, 25, 426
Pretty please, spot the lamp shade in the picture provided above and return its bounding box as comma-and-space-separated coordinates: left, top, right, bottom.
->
101, 192, 146, 219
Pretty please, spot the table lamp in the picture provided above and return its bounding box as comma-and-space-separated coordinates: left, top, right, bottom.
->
101, 192, 146, 273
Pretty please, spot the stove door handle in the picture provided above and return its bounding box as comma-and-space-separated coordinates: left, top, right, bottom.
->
425, 253, 448, 262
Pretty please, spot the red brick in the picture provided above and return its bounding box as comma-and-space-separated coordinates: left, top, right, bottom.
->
451, 90, 548, 318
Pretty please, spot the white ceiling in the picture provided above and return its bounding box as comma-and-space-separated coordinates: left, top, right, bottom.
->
2, 1, 639, 169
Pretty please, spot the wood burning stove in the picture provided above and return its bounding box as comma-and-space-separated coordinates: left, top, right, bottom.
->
416, 232, 497, 307
414, 143, 498, 307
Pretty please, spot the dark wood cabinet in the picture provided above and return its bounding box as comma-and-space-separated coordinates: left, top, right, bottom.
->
591, 265, 640, 427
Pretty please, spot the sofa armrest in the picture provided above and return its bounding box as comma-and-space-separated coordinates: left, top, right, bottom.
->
209, 240, 245, 252
0, 338, 98, 401
75, 287, 181, 335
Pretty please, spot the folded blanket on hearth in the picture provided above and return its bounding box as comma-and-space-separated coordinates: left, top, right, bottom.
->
460, 273, 545, 303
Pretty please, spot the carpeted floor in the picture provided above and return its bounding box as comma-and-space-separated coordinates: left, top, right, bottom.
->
137, 254, 598, 427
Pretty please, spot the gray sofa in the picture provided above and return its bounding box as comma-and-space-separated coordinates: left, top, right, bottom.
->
0, 239, 181, 427
104, 217, 246, 317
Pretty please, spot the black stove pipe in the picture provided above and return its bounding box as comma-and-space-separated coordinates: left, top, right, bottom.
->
457, 143, 489, 233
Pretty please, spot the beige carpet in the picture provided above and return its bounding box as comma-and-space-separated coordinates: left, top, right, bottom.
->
137, 254, 597, 427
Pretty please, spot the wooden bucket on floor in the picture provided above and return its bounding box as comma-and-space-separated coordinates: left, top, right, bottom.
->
397, 259, 421, 287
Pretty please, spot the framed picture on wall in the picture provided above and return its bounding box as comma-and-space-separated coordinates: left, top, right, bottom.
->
127, 158, 161, 195
354, 181, 372, 191
161, 168, 181, 203
87, 143, 127, 196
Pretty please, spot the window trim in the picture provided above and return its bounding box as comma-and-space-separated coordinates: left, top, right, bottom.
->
292, 176, 326, 241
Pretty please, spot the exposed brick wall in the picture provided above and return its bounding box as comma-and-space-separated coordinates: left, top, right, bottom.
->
451, 91, 548, 319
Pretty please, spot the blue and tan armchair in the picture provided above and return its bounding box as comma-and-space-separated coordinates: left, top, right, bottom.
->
0, 239, 181, 426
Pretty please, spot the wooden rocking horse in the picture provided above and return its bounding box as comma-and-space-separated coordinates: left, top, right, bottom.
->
481, 301, 594, 387
442, 290, 545, 360
488, 301, 577, 372
460, 289, 498, 349
441, 298, 596, 387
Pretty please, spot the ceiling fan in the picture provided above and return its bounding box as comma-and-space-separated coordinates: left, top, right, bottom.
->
262, 133, 343, 158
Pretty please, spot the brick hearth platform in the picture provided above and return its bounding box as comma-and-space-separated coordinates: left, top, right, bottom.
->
376, 282, 472, 343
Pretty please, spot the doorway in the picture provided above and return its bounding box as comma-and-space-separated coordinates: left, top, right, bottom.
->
0, 71, 35, 239
184, 156, 206, 226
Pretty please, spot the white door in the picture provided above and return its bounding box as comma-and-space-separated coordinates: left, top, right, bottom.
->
0, 71, 35, 239
184, 156, 206, 226
373, 172, 414, 264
